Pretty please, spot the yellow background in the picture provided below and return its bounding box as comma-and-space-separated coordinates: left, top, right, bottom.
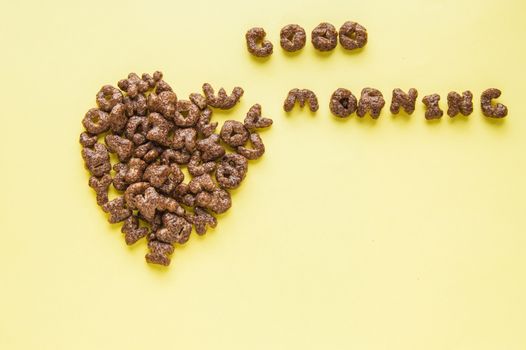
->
1, 0, 526, 349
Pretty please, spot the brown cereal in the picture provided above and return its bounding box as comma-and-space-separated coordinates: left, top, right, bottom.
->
357, 88, 385, 119
390, 88, 418, 115
215, 164, 244, 189
178, 174, 218, 210
339, 21, 368, 50
173, 100, 200, 127
143, 163, 172, 188
124, 158, 147, 184
105, 134, 134, 162
307, 92, 320, 112
188, 151, 216, 177
140, 73, 156, 90
244, 104, 273, 130
145, 240, 174, 266
148, 188, 183, 215
161, 164, 185, 194
202, 83, 244, 110
160, 148, 192, 165
109, 103, 127, 132
154, 80, 172, 95
189, 93, 208, 110
96, 85, 123, 112
79, 132, 97, 148
329, 88, 358, 118
141, 71, 164, 89
197, 134, 225, 162
422, 94, 444, 120
124, 182, 150, 209
447, 90, 473, 117
147, 91, 178, 118
245, 27, 273, 57
147, 213, 163, 236
172, 128, 197, 152
144, 148, 163, 163
121, 215, 149, 245
174, 183, 197, 207
136, 71, 166, 92
134, 142, 164, 163
146, 112, 173, 146
311, 22, 338, 51
133, 142, 163, 163
134, 142, 154, 159
112, 163, 128, 191
82, 108, 110, 135
159, 149, 177, 165
126, 185, 181, 222
81, 143, 111, 177
237, 132, 265, 160
280, 24, 307, 52
196, 108, 218, 137
222, 153, 248, 177
143, 162, 184, 190
188, 174, 217, 194
159, 169, 184, 196
189, 207, 217, 235
123, 94, 147, 117
195, 189, 232, 214
89, 174, 112, 206
283, 88, 319, 112
125, 116, 148, 145
220, 120, 250, 147
118, 73, 150, 98
156, 213, 192, 244
102, 196, 131, 224
216, 153, 248, 189
481, 88, 508, 118
172, 149, 192, 165
152, 71, 163, 82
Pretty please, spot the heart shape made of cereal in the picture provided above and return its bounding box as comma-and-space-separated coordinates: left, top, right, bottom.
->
80, 71, 272, 266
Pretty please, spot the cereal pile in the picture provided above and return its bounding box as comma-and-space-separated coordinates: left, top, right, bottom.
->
80, 71, 272, 266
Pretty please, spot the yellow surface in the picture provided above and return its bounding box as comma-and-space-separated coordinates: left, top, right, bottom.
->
1, 0, 526, 349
